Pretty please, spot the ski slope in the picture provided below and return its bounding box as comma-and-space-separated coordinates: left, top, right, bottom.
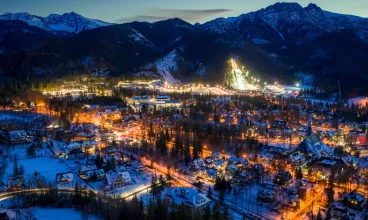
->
230, 59, 257, 91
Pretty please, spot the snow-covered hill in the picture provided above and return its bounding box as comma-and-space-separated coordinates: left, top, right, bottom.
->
0, 12, 113, 34
152, 49, 182, 84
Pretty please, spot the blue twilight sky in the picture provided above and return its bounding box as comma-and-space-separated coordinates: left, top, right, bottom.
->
0, 0, 367, 23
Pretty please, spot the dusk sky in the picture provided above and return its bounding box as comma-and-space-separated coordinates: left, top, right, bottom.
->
1, 0, 367, 23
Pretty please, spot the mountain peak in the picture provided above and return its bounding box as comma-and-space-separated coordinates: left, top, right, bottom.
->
306, 3, 322, 11
0, 11, 113, 34
265, 2, 303, 11
62, 11, 81, 17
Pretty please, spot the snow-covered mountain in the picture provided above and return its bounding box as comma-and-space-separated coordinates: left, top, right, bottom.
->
1, 2, 368, 93
201, 3, 368, 44
0, 12, 113, 34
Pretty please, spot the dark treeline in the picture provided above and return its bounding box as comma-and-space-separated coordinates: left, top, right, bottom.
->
8, 183, 228, 220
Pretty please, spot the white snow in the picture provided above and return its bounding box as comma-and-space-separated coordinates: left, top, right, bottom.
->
1, 145, 86, 189
252, 38, 271, 45
153, 50, 181, 84
129, 29, 155, 48
229, 59, 257, 91
0, 208, 98, 220
174, 36, 183, 43
0, 12, 113, 34
35, 208, 97, 220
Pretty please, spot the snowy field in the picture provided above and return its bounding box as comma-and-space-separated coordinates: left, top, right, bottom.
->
0, 208, 98, 220
0, 144, 85, 189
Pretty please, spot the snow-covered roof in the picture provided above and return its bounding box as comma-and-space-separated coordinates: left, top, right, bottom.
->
214, 159, 225, 167
106, 171, 131, 185
297, 134, 331, 159
212, 152, 221, 160
205, 168, 217, 179
66, 141, 83, 149
87, 169, 104, 177
165, 187, 211, 208
56, 172, 74, 182
343, 191, 365, 203
10, 130, 26, 138
83, 104, 99, 111
290, 151, 305, 163
79, 164, 97, 172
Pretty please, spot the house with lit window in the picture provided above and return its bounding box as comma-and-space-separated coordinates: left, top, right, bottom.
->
56, 172, 74, 184
342, 191, 366, 211
9, 130, 27, 145
296, 134, 332, 159
105, 171, 131, 190
164, 187, 211, 216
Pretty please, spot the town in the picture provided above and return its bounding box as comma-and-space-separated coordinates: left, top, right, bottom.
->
0, 1, 368, 219
1, 65, 368, 220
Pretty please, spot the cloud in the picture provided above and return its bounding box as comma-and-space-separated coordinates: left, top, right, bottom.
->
116, 8, 233, 23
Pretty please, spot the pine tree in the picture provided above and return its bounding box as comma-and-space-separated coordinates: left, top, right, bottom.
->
158, 175, 166, 194
150, 174, 159, 200
95, 154, 103, 169
222, 207, 230, 220
73, 182, 82, 207
193, 139, 199, 160
203, 205, 211, 220
212, 202, 221, 220
184, 140, 191, 166
174, 132, 182, 158
165, 129, 170, 143
140, 197, 144, 214
197, 138, 203, 156
19, 165, 25, 176
327, 167, 336, 205
13, 156, 19, 177
177, 203, 191, 220
170, 203, 177, 220
295, 168, 303, 180
147, 199, 155, 220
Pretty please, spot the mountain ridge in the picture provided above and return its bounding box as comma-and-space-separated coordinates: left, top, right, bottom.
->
0, 2, 368, 94
0, 11, 113, 35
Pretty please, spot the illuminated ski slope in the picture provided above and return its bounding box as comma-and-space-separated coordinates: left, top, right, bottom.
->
230, 59, 257, 91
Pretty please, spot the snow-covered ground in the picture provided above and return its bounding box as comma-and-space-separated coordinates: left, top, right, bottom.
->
305, 98, 336, 106
229, 59, 257, 91
0, 208, 99, 220
1, 144, 85, 189
130, 29, 155, 48
154, 50, 182, 84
